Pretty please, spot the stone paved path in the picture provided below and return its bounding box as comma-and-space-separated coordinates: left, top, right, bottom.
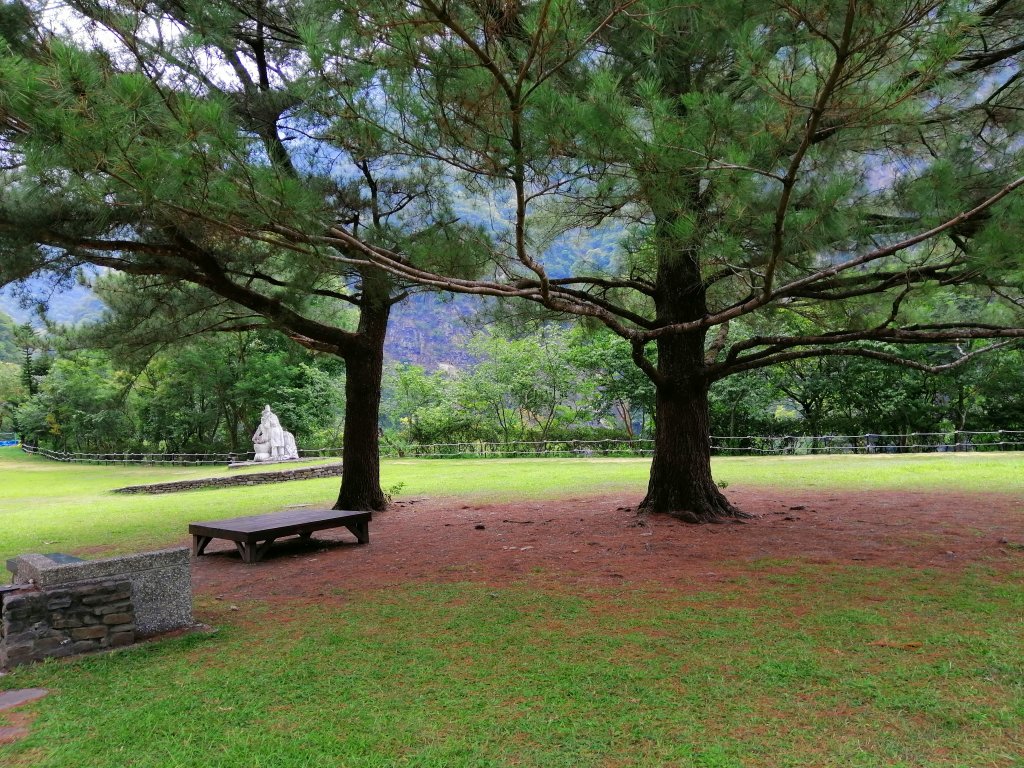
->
0, 688, 48, 746
0, 725, 29, 744
0, 688, 48, 711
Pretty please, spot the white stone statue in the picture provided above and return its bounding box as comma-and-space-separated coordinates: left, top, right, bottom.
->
252, 405, 299, 461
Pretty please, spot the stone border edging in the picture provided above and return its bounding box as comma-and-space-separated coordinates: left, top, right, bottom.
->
111, 463, 343, 495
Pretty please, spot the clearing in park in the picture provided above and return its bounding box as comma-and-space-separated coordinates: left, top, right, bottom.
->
0, 447, 1022, 767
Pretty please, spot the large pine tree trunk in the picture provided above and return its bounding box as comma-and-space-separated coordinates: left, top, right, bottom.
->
335, 282, 390, 511
639, 360, 744, 522
638, 217, 748, 522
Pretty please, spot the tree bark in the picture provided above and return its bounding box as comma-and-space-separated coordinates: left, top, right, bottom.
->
334, 278, 391, 511
638, 332, 747, 522
638, 217, 748, 522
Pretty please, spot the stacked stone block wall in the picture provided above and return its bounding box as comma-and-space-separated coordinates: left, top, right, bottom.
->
9, 548, 192, 636
0, 580, 136, 668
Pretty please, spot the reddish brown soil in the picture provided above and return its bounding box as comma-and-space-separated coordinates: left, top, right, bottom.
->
191, 487, 1024, 602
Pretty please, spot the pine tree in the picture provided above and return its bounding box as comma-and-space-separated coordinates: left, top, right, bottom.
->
13, 323, 38, 396
314, 0, 1024, 520
0, 0, 480, 509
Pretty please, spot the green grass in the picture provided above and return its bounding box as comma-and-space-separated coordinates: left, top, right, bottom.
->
1, 570, 1021, 767
712, 451, 1024, 494
1, 446, 1023, 563
1, 447, 1023, 766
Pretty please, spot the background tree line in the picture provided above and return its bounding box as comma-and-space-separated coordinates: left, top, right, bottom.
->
372, 327, 1024, 449
0, 312, 346, 453
4, 304, 1022, 454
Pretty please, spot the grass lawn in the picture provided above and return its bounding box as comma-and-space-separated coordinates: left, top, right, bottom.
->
2, 446, 1023, 562
0, 447, 1022, 766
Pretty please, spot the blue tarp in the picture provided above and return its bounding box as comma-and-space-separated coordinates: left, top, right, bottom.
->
0, 440, 19, 447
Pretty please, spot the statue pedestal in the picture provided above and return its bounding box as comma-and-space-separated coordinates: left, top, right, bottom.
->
228, 457, 304, 469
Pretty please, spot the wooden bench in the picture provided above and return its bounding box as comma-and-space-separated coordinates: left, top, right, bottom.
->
189, 508, 371, 564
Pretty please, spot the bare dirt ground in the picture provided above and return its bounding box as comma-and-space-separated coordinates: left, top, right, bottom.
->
190, 487, 1024, 601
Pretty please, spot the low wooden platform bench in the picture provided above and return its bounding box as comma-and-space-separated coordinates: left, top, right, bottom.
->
189, 508, 371, 564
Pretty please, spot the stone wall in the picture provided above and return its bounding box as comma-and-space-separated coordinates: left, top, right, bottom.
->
112, 463, 343, 495
8, 548, 192, 636
0, 580, 135, 668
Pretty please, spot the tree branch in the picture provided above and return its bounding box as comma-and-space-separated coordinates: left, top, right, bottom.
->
762, 0, 857, 296
710, 341, 1016, 380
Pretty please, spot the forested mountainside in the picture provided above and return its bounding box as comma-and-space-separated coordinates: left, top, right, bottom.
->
0, 280, 104, 326
386, 293, 478, 368
0, 281, 479, 368
0, 215, 621, 369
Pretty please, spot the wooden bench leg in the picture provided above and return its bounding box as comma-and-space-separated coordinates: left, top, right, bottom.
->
255, 539, 276, 561
234, 539, 276, 563
234, 541, 251, 562
192, 535, 212, 557
344, 521, 370, 544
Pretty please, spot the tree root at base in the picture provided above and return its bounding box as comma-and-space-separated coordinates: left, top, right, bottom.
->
637, 496, 754, 524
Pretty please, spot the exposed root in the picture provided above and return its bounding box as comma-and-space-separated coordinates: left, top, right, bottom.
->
638, 493, 753, 524
335, 488, 388, 512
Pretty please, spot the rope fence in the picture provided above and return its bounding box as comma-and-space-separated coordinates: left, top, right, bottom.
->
370, 429, 1024, 458
19, 444, 236, 465
14, 430, 1024, 464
